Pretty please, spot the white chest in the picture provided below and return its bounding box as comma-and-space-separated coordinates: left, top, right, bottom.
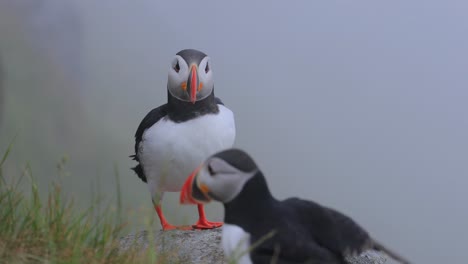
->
222, 224, 253, 264
139, 105, 236, 191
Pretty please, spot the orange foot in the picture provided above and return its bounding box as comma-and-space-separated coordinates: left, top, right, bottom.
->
192, 219, 223, 230
156, 205, 194, 231
192, 204, 223, 229
162, 223, 194, 231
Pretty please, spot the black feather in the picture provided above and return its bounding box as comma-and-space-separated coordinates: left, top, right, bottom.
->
176, 49, 207, 66
213, 148, 257, 173
215, 96, 224, 105
131, 105, 168, 183
131, 164, 146, 183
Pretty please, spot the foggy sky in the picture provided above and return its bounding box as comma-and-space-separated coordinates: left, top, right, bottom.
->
2, 1, 468, 263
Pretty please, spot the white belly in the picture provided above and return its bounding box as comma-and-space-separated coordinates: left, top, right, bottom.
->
139, 105, 235, 193
222, 224, 253, 264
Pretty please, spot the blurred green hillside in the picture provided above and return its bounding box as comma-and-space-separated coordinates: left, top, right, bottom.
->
0, 3, 147, 222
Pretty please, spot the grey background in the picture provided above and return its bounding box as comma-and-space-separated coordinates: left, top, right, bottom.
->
1, 1, 467, 263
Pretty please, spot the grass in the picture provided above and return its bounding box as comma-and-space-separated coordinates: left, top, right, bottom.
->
0, 141, 157, 264
0, 139, 274, 264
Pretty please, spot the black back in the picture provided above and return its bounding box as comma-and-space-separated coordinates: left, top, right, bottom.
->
130, 90, 224, 183
223, 171, 377, 264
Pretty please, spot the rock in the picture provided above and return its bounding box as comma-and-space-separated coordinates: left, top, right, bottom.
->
119, 228, 387, 264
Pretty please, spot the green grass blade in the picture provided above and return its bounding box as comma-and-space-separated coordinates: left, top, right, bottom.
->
0, 133, 19, 168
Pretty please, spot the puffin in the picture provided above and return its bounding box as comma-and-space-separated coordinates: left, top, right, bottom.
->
131, 49, 236, 230
180, 149, 411, 264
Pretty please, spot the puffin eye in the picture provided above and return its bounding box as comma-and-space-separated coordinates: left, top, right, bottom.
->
174, 61, 180, 73
205, 62, 209, 73
207, 164, 215, 176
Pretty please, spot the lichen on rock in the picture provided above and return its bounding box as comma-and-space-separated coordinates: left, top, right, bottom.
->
119, 228, 387, 264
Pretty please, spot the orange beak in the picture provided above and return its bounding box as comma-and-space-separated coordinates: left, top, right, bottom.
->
188, 65, 198, 104
180, 165, 212, 205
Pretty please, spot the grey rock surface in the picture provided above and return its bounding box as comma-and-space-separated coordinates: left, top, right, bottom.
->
119, 228, 387, 264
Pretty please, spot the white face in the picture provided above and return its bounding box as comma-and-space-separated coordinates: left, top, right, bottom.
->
196, 157, 257, 203
167, 55, 214, 103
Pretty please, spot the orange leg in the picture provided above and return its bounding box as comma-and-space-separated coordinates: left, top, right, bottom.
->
192, 204, 223, 229
155, 205, 192, 231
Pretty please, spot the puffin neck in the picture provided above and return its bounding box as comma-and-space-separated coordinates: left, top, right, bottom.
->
166, 90, 219, 123
223, 171, 277, 222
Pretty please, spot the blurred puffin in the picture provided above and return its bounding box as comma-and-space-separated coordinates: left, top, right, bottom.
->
131, 49, 236, 230
180, 149, 411, 264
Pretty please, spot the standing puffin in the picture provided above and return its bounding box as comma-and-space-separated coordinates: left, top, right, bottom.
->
131, 49, 236, 230
180, 149, 411, 264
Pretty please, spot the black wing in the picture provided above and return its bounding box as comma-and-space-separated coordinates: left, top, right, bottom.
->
251, 241, 343, 264
283, 198, 411, 264
282, 198, 371, 260
130, 104, 168, 183
248, 209, 345, 264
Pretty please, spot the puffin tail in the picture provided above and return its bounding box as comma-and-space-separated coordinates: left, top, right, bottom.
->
372, 239, 411, 264
131, 164, 147, 183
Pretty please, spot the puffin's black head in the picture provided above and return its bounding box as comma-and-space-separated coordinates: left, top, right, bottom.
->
168, 49, 213, 104
180, 148, 259, 204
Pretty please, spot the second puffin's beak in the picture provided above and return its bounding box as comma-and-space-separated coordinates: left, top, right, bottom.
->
186, 65, 199, 104
180, 164, 212, 205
